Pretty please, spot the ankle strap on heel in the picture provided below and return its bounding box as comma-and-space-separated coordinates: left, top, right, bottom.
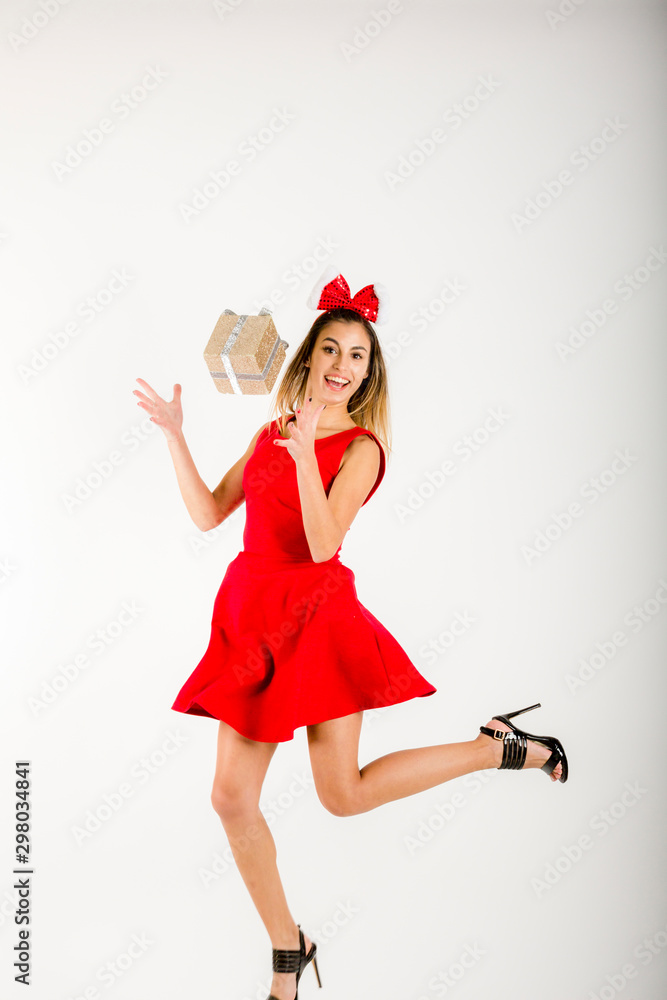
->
272, 948, 301, 973
479, 726, 528, 770
480, 726, 506, 741
272, 925, 304, 974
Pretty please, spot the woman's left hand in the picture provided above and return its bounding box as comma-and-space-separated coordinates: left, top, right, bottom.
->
273, 397, 326, 463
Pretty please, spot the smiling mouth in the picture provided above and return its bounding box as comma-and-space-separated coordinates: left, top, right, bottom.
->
324, 375, 350, 391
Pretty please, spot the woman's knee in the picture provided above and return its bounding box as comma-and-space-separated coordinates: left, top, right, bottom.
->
307, 715, 363, 817
210, 780, 259, 822
211, 721, 277, 821
315, 781, 360, 818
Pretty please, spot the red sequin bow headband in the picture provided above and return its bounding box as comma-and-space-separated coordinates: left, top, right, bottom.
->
307, 265, 389, 325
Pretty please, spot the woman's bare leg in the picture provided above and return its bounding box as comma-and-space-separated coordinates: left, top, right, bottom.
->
210, 720, 313, 1000
306, 711, 563, 816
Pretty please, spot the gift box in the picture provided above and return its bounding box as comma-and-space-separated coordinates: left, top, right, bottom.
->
203, 307, 289, 395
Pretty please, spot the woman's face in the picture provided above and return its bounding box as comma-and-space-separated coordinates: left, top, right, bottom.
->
305, 320, 371, 408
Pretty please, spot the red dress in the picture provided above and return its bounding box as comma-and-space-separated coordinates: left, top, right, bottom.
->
170, 417, 436, 742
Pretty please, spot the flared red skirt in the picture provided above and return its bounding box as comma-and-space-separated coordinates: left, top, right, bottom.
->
170, 551, 436, 742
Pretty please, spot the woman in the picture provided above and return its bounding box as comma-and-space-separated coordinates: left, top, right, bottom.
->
133, 274, 568, 1000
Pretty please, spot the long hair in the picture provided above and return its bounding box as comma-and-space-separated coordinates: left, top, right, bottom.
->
268, 308, 392, 457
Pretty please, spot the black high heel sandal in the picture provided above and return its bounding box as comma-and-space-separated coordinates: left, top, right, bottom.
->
266, 924, 322, 1000
479, 702, 569, 783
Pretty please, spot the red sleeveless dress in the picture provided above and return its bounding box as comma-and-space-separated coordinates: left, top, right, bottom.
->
170, 417, 437, 742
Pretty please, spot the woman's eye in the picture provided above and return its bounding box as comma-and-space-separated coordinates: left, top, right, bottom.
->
323, 346, 362, 359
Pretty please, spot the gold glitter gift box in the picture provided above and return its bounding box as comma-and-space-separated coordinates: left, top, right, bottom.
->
203, 307, 289, 395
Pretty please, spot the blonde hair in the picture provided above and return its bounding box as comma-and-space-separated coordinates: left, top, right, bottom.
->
268, 308, 392, 457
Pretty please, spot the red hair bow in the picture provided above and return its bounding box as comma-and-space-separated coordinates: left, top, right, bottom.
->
307, 266, 388, 325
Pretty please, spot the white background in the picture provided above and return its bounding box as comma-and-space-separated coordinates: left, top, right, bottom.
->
1, 1, 666, 998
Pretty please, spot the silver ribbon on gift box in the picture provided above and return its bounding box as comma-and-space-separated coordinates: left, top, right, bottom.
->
210, 307, 289, 395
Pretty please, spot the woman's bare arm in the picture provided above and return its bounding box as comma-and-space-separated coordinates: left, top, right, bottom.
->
165, 433, 221, 531
295, 435, 381, 561
132, 377, 267, 531
272, 400, 381, 562
207, 421, 270, 527
167, 422, 269, 531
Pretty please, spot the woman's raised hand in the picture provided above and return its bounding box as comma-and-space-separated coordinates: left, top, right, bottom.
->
133, 378, 183, 442
272, 396, 326, 463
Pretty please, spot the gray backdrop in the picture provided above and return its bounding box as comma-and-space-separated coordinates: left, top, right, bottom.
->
2, 1, 666, 998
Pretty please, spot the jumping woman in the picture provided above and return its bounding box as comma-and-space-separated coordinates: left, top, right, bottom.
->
133, 270, 568, 1000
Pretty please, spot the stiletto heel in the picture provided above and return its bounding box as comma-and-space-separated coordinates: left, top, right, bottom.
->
503, 702, 541, 720
311, 952, 322, 988
480, 702, 569, 783
266, 924, 322, 1000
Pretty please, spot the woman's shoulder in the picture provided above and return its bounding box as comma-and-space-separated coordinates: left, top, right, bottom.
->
255, 419, 274, 439
340, 428, 387, 507
347, 425, 386, 460
244, 420, 274, 455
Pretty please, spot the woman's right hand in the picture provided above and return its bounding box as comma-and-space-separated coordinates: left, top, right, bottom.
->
133, 378, 183, 442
